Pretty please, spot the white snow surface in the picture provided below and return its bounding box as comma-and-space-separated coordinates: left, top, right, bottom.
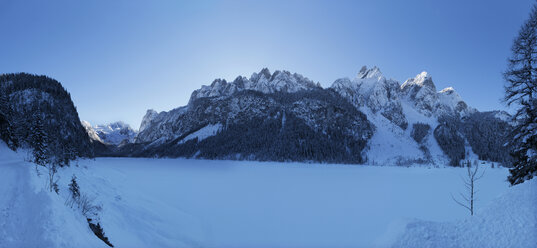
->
3, 141, 530, 248
389, 179, 537, 248
0, 143, 106, 248
178, 123, 222, 144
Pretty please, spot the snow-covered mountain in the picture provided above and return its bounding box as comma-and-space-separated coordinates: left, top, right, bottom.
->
400, 71, 475, 117
0, 73, 96, 159
81, 121, 103, 143
132, 67, 513, 166
189, 68, 321, 103
331, 66, 408, 129
83, 121, 137, 145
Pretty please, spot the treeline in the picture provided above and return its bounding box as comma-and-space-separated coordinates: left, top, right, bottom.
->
433, 112, 513, 167
434, 115, 466, 166
461, 111, 513, 164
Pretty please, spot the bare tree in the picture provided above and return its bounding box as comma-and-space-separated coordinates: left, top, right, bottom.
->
451, 161, 486, 216
48, 162, 59, 193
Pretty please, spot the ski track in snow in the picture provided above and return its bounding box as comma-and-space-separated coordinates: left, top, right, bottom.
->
0, 159, 53, 248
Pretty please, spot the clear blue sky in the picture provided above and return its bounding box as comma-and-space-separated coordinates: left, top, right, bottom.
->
0, 0, 533, 128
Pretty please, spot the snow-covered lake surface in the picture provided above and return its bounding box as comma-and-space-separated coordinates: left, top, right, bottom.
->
65, 158, 511, 247
3, 144, 534, 248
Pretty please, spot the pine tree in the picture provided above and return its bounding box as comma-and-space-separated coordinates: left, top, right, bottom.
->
0, 94, 17, 149
507, 100, 537, 185
504, 4, 537, 185
30, 113, 49, 167
69, 175, 80, 203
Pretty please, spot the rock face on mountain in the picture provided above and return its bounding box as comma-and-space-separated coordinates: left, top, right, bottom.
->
400, 71, 474, 117
188, 68, 321, 103
81, 121, 103, 143
0, 73, 96, 159
134, 79, 374, 163
134, 67, 513, 166
331, 66, 408, 129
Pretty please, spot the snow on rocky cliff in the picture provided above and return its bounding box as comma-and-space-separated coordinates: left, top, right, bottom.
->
82, 121, 137, 145
400, 71, 475, 117
331, 66, 408, 129
135, 66, 506, 166
189, 68, 320, 103
81, 121, 103, 143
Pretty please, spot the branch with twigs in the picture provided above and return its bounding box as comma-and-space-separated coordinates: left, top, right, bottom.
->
451, 161, 486, 215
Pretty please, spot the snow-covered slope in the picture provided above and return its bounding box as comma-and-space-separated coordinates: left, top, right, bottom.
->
81, 121, 103, 143
389, 178, 537, 248
177, 123, 222, 144
0, 142, 107, 248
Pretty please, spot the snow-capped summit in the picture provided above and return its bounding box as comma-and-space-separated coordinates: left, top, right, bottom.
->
357, 66, 383, 80
400, 72, 473, 117
189, 68, 319, 103
401, 71, 435, 90
401, 71, 437, 95
85, 121, 138, 145
249, 67, 272, 84
437, 86, 475, 116
331, 66, 407, 129
400, 71, 439, 116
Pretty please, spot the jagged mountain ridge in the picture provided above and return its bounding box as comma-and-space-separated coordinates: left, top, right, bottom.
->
130, 88, 373, 163
188, 68, 321, 104
134, 67, 512, 165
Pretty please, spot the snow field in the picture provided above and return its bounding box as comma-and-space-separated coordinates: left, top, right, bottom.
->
60, 158, 511, 247
2, 142, 533, 248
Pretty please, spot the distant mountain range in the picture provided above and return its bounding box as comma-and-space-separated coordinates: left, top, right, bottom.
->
0, 68, 514, 166
127, 66, 512, 166
82, 121, 137, 145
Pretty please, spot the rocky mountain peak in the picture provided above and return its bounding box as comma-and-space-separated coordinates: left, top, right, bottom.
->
189, 68, 318, 103
401, 71, 436, 92
140, 109, 159, 132
210, 78, 227, 87
357, 66, 383, 79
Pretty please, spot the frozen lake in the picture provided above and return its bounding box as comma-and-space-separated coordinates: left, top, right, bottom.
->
61, 158, 511, 247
